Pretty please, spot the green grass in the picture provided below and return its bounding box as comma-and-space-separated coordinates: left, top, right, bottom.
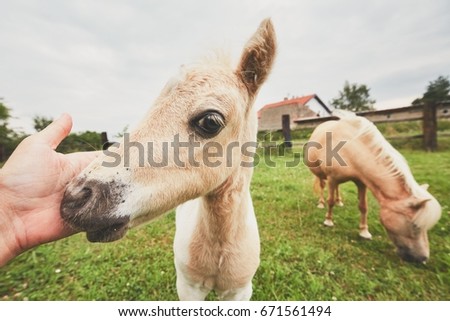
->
252, 150, 450, 301
1, 150, 449, 301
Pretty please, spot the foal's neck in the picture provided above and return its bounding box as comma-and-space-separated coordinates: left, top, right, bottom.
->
199, 167, 253, 243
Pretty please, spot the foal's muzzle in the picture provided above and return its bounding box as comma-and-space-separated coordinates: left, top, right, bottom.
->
60, 178, 130, 242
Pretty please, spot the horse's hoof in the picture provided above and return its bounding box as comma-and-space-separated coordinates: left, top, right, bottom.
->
323, 219, 334, 227
317, 203, 325, 209
336, 201, 344, 207
359, 230, 372, 240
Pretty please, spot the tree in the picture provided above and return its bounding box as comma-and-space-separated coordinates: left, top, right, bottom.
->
0, 99, 12, 161
412, 75, 450, 105
115, 125, 129, 139
33, 115, 53, 132
330, 81, 376, 112
0, 99, 11, 121
0, 99, 27, 162
0, 99, 12, 138
31, 114, 103, 153
57, 131, 103, 153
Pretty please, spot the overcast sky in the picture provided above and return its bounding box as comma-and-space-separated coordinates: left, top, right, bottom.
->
1, 0, 449, 136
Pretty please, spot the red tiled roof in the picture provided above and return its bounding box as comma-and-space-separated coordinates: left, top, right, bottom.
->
257, 94, 316, 118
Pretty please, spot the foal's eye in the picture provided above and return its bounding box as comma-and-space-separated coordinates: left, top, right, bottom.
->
192, 111, 225, 137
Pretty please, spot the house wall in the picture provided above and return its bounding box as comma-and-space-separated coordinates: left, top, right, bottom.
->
258, 102, 316, 131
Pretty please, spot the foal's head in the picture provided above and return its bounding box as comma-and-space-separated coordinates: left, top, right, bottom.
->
60, 19, 276, 242
380, 184, 441, 263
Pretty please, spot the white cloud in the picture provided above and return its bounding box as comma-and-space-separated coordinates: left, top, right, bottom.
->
1, 0, 449, 136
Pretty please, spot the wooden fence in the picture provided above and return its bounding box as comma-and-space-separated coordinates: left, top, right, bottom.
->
280, 102, 450, 151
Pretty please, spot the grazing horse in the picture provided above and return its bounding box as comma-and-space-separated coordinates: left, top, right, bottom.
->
60, 19, 277, 300
305, 111, 441, 263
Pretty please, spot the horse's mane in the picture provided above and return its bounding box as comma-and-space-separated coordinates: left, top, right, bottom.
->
332, 110, 417, 192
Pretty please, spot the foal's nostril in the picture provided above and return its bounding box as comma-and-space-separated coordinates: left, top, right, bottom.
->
63, 186, 93, 211
60, 178, 128, 238
80, 187, 92, 201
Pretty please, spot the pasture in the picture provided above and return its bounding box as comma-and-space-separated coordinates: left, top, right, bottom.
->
1, 147, 449, 301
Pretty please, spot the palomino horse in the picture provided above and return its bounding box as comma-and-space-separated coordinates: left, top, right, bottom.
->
60, 19, 276, 300
305, 111, 441, 263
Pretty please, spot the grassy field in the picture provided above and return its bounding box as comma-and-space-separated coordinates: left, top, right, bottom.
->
1, 149, 449, 301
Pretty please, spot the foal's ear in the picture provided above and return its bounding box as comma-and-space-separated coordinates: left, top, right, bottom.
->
237, 18, 277, 96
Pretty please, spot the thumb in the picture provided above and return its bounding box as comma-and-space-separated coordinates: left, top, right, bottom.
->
37, 113, 73, 149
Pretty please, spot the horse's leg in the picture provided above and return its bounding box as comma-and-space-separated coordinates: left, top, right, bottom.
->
324, 179, 337, 227
176, 271, 209, 301
217, 282, 253, 301
335, 185, 344, 207
316, 177, 326, 209
355, 181, 372, 240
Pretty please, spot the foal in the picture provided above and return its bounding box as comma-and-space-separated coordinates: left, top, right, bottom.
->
305, 111, 441, 263
60, 19, 277, 300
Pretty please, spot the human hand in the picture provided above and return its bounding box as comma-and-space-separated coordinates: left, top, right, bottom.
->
0, 114, 100, 266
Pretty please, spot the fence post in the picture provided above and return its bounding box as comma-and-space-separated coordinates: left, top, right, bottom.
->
101, 132, 109, 150
422, 103, 437, 152
282, 114, 292, 148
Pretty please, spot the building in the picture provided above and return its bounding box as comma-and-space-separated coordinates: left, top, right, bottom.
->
257, 94, 332, 131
